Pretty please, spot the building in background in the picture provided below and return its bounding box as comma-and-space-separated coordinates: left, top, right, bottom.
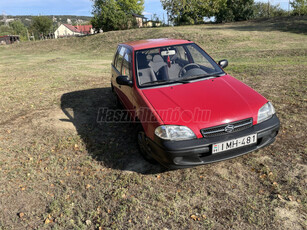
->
0, 35, 20, 45
75, 25, 94, 35
54, 24, 94, 39
144, 20, 162, 27
132, 14, 147, 28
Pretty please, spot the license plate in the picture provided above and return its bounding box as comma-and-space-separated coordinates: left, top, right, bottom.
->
212, 134, 257, 154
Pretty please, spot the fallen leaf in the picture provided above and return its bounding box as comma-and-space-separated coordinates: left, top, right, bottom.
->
44, 217, 53, 224
156, 175, 161, 179
202, 215, 207, 219
86, 220, 91, 225
273, 182, 278, 186
21, 187, 26, 191
107, 209, 111, 213
288, 196, 295, 201
86, 184, 91, 189
259, 189, 265, 194
18, 212, 24, 218
277, 194, 284, 200
190, 214, 200, 221
259, 174, 267, 179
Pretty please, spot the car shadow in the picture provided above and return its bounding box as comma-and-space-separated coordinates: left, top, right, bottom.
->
60, 87, 165, 175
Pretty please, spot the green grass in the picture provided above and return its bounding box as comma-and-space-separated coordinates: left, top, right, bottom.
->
0, 16, 306, 229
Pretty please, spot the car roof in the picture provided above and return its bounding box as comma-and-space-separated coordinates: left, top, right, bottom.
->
120, 38, 194, 51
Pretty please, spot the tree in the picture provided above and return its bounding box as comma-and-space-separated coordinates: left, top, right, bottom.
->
215, 0, 254, 23
30, 16, 53, 38
253, 2, 287, 18
0, 25, 14, 36
161, 0, 226, 25
116, 0, 144, 14
91, 0, 144, 32
291, 0, 307, 16
10, 20, 28, 40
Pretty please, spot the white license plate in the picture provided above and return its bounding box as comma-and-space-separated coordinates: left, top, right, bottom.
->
212, 134, 257, 154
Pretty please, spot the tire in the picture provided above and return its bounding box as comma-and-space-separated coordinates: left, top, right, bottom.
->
137, 125, 157, 164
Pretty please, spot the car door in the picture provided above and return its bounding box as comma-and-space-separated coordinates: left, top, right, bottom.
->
112, 46, 135, 113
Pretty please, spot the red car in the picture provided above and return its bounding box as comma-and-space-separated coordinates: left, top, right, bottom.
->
111, 39, 280, 168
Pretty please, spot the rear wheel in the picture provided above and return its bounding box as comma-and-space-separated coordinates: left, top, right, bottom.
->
137, 126, 157, 164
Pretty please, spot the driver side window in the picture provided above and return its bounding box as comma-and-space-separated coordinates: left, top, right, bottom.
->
186, 45, 214, 70
122, 50, 132, 80
176, 46, 189, 62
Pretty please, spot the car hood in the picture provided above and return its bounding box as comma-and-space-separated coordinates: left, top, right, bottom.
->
141, 75, 267, 138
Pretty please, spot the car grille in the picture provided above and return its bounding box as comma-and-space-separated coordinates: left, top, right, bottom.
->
200, 118, 253, 137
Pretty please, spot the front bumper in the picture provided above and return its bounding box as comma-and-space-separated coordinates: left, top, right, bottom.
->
148, 115, 280, 169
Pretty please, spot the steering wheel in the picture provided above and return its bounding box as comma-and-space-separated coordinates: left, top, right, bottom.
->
178, 63, 200, 78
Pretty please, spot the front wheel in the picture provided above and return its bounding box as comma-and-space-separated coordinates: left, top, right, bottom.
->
137, 126, 157, 164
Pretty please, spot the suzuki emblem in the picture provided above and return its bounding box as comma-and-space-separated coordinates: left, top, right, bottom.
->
225, 124, 235, 133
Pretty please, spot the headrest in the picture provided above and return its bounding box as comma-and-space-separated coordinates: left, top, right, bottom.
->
152, 54, 164, 63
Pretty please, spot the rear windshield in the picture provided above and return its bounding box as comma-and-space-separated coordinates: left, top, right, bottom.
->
135, 43, 224, 87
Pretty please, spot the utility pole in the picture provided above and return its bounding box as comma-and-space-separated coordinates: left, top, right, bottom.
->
26, 28, 30, 41
288, 0, 291, 15
3, 11, 8, 26
163, 14, 165, 26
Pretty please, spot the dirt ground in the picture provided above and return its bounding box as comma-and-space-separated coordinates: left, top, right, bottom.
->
0, 17, 306, 229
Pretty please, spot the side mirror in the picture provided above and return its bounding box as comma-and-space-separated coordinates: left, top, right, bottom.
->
218, 59, 228, 69
116, 76, 133, 87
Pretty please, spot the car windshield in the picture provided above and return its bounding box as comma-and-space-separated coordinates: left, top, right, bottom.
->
136, 43, 224, 87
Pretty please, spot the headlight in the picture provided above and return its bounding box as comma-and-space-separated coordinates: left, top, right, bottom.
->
257, 102, 275, 124
155, 125, 196, 141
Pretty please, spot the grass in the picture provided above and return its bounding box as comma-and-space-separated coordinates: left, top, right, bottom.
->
0, 16, 306, 229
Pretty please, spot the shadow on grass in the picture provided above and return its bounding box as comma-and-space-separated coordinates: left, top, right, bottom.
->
208, 16, 307, 35
60, 87, 165, 174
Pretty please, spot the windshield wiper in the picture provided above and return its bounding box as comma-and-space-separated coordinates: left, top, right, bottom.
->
179, 72, 225, 82
141, 79, 169, 86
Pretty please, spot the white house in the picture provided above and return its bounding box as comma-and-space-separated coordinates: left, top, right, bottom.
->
54, 24, 84, 38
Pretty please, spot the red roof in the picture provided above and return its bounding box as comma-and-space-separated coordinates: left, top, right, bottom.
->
121, 38, 193, 50
64, 24, 81, 33
76, 25, 93, 34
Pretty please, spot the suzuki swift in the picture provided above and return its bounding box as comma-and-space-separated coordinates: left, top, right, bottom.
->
111, 38, 280, 169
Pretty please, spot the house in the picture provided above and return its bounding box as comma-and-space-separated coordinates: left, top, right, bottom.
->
54, 24, 94, 39
75, 25, 94, 35
144, 20, 162, 28
132, 13, 147, 28
0, 35, 20, 45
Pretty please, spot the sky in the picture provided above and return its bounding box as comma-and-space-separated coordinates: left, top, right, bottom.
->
0, 0, 292, 19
